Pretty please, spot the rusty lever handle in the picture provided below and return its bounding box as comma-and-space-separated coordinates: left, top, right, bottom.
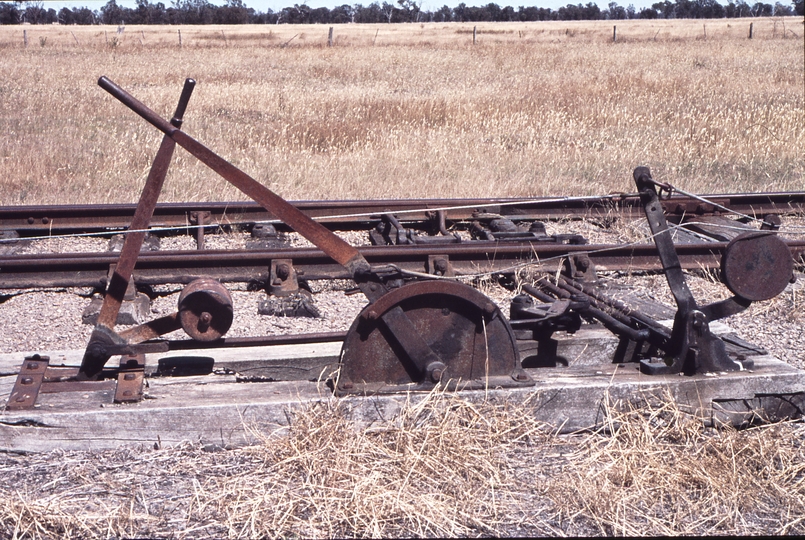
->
97, 76, 372, 279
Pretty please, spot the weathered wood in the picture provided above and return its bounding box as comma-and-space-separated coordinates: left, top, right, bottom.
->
1, 356, 802, 453
682, 215, 753, 242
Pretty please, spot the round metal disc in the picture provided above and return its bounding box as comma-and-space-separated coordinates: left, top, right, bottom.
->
721, 231, 793, 302
178, 278, 234, 341
337, 280, 524, 395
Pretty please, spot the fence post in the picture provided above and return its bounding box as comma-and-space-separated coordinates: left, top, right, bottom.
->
749, 22, 753, 39
328, 27, 333, 47
178, 29, 182, 47
473, 26, 476, 45
613, 25, 616, 42
23, 29, 27, 48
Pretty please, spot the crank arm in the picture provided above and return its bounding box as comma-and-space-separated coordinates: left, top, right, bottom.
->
118, 313, 182, 344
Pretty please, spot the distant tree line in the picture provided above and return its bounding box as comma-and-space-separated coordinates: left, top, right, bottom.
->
1, 0, 801, 26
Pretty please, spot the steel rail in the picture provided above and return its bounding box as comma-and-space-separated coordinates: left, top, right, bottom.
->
1, 191, 804, 235
2, 240, 803, 290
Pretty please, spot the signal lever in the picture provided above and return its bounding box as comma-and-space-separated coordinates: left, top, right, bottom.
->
633, 167, 794, 375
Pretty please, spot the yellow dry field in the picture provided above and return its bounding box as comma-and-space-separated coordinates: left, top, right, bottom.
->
0, 18, 802, 205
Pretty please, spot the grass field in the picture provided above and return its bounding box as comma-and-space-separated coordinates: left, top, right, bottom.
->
0, 18, 802, 205
1, 390, 804, 537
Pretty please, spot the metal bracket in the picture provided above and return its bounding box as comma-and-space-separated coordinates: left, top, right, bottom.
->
6, 355, 49, 410
563, 253, 597, 283
189, 210, 212, 250
114, 353, 145, 403
269, 258, 299, 296
427, 254, 454, 277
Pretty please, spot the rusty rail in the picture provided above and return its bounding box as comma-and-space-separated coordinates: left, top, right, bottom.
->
2, 239, 803, 290
2, 192, 804, 236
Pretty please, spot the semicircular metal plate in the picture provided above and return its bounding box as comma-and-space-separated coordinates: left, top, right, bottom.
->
337, 280, 530, 396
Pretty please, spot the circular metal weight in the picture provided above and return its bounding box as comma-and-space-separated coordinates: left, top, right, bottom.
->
338, 280, 524, 394
721, 231, 793, 302
177, 278, 234, 341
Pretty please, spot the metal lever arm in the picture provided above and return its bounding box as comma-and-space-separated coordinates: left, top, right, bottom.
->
97, 76, 372, 282
79, 78, 196, 380
634, 167, 745, 375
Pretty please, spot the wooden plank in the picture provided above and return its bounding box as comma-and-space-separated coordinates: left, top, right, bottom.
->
682, 215, 753, 242
1, 356, 803, 453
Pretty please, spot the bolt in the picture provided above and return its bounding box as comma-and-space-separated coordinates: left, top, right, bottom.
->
41, 217, 49, 224
123, 390, 132, 397
576, 257, 590, 271
198, 311, 212, 332
434, 258, 448, 274
514, 371, 529, 382
369, 283, 378, 292
15, 396, 26, 403
21, 377, 33, 385
366, 310, 379, 321
276, 263, 291, 280
124, 373, 136, 381
441, 307, 450, 316
26, 362, 39, 370
484, 303, 496, 314
428, 362, 446, 383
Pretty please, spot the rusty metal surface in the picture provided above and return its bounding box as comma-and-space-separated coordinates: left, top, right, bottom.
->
177, 278, 234, 341
3, 192, 804, 236
119, 313, 182, 344
2, 240, 803, 290
721, 231, 795, 302
114, 354, 145, 403
337, 280, 529, 396
6, 355, 49, 410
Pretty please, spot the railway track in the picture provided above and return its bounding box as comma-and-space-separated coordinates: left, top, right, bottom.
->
2, 191, 804, 237
2, 193, 804, 290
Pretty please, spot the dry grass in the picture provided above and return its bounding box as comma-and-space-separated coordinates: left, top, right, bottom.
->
0, 388, 803, 538
0, 18, 802, 205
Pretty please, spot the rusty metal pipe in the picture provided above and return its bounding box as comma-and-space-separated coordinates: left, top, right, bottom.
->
528, 280, 651, 342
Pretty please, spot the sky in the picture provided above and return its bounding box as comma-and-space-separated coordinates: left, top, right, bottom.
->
33, 0, 662, 15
